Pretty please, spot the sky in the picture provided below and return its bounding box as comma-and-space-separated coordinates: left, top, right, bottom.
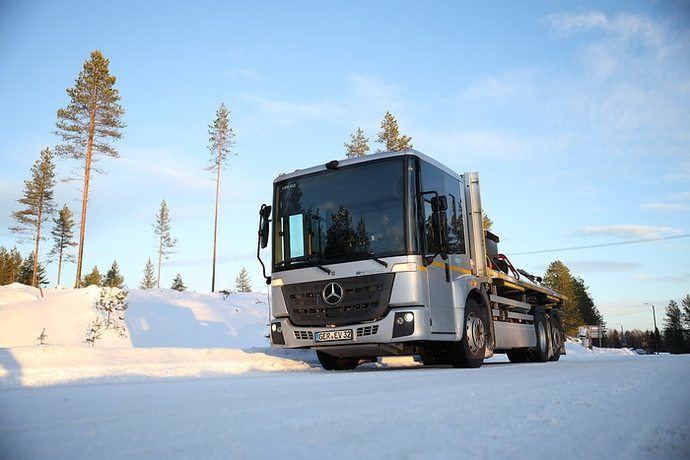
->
1, 0, 689, 331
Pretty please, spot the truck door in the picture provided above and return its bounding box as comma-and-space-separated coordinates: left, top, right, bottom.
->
419, 161, 455, 334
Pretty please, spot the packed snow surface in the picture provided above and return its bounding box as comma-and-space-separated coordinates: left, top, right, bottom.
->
1, 283, 689, 459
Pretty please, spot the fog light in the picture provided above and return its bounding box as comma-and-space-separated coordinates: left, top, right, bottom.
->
271, 323, 277, 332
393, 311, 415, 338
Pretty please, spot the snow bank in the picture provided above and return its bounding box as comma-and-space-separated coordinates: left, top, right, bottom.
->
562, 340, 637, 359
0, 284, 642, 388
0, 346, 315, 387
0, 284, 130, 347
0, 284, 270, 349
125, 289, 270, 348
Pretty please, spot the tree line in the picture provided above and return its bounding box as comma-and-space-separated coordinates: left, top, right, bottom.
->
1, 50, 250, 293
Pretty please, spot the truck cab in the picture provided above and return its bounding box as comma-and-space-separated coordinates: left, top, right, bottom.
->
257, 149, 565, 370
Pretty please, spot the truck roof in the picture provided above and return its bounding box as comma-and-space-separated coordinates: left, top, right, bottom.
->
273, 149, 464, 183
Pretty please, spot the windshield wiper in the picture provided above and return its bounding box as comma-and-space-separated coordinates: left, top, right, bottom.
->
308, 253, 332, 275
349, 250, 388, 268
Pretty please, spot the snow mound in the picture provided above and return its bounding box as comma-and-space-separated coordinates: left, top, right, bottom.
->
562, 340, 637, 359
0, 282, 43, 305
0, 346, 314, 387
0, 285, 270, 349
0, 284, 130, 347
126, 289, 270, 348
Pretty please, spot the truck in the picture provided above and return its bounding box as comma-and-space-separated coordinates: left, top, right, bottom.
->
257, 149, 566, 370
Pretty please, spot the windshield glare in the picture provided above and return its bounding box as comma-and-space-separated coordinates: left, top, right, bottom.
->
273, 158, 406, 269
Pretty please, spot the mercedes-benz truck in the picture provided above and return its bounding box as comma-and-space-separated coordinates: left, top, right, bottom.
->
257, 149, 566, 370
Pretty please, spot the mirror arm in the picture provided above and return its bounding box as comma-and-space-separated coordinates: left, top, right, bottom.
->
257, 204, 271, 284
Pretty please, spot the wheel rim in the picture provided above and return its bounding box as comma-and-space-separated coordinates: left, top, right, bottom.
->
551, 324, 562, 351
537, 322, 547, 352
466, 312, 485, 355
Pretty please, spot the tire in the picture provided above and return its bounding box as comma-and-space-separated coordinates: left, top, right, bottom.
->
316, 350, 360, 371
548, 311, 565, 362
531, 308, 550, 363
448, 297, 487, 368
507, 350, 532, 363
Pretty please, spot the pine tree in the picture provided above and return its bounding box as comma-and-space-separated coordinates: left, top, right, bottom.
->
235, 267, 252, 292
482, 214, 493, 231
82, 265, 102, 287
95, 287, 128, 334
54, 50, 125, 287
681, 294, 690, 337
153, 200, 176, 288
543, 260, 583, 336
376, 111, 413, 152
140, 258, 156, 289
103, 261, 124, 288
663, 300, 686, 354
85, 318, 103, 347
48, 205, 77, 285
208, 103, 235, 292
10, 147, 56, 287
572, 277, 605, 326
0, 247, 23, 285
18, 253, 48, 287
344, 128, 370, 158
171, 273, 187, 291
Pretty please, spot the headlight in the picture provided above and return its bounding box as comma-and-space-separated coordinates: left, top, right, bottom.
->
271, 278, 284, 287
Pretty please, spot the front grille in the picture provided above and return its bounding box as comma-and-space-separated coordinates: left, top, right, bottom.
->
294, 330, 314, 340
356, 325, 379, 337
283, 273, 395, 327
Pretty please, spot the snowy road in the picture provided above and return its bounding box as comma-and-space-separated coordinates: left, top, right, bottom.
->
1, 355, 689, 460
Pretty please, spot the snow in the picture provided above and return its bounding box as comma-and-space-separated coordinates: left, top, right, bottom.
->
1, 354, 688, 459
0, 283, 270, 349
1, 284, 689, 458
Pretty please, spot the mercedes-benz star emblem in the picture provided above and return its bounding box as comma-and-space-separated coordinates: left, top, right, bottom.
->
322, 282, 344, 305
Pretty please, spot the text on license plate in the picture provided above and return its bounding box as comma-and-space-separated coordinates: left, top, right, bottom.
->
315, 329, 353, 342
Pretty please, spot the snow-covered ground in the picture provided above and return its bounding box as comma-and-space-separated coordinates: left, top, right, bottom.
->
1, 354, 688, 459
1, 283, 689, 459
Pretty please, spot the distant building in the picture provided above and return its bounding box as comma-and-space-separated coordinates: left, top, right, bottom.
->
579, 325, 605, 349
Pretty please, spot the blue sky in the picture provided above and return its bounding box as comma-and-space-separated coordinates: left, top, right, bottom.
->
1, 0, 689, 331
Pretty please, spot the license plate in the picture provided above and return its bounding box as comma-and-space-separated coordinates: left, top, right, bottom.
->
315, 329, 353, 342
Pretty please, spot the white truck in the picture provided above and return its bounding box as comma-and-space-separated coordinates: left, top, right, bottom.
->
257, 149, 566, 370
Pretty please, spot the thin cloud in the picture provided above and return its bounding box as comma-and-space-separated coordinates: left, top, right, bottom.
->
641, 191, 690, 211
241, 94, 346, 123
632, 272, 690, 283
224, 68, 262, 80
546, 10, 664, 46
567, 260, 640, 274
545, 11, 608, 33
579, 224, 684, 239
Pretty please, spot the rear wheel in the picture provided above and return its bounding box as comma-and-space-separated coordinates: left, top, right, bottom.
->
531, 309, 550, 362
316, 351, 360, 371
448, 298, 487, 368
549, 312, 564, 362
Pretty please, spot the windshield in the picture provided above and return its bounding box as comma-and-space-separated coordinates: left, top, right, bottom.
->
273, 157, 406, 270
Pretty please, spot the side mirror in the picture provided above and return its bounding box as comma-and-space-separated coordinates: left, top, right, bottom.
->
430, 195, 448, 259
430, 195, 447, 212
259, 204, 272, 249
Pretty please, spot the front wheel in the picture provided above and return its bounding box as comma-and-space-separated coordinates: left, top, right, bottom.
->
316, 351, 360, 371
448, 298, 487, 368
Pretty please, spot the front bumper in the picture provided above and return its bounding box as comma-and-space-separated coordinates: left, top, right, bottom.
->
270, 306, 430, 349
